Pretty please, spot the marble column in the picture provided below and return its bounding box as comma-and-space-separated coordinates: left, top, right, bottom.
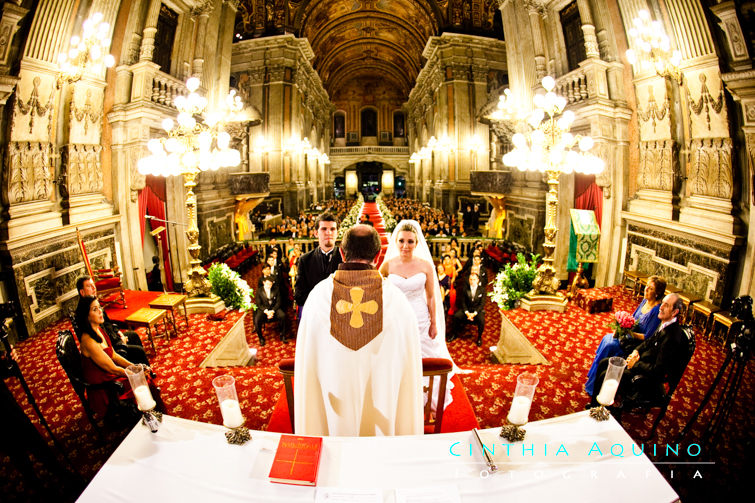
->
576, 0, 600, 59
139, 0, 162, 62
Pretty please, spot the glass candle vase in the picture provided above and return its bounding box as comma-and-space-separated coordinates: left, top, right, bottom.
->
125, 364, 156, 411
212, 375, 245, 428
507, 372, 539, 426
596, 356, 627, 406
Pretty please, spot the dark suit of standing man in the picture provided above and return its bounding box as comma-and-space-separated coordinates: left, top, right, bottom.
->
294, 213, 343, 316
450, 272, 486, 346
254, 276, 287, 345
590, 293, 689, 406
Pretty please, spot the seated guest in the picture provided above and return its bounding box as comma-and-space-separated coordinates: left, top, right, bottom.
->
266, 238, 283, 260
437, 263, 451, 312
76, 276, 149, 366
253, 276, 287, 345
588, 293, 688, 407
458, 252, 486, 286
470, 264, 487, 288
75, 296, 161, 417
584, 275, 665, 395
450, 272, 486, 346
257, 264, 272, 290
295, 224, 423, 436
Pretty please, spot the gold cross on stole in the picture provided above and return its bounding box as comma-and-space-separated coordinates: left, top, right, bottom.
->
335, 287, 378, 328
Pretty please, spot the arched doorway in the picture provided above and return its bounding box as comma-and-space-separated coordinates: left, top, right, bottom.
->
357, 161, 382, 201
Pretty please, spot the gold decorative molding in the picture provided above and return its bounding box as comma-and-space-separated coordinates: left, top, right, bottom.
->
687, 137, 732, 200
687, 74, 724, 131
15, 76, 54, 135
5, 141, 53, 204
70, 89, 102, 136
638, 140, 675, 191
638, 85, 669, 134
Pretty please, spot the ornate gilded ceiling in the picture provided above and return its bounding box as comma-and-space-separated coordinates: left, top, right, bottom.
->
235, 1, 502, 102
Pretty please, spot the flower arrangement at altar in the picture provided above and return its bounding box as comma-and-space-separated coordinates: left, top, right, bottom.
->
207, 263, 255, 311
489, 253, 540, 310
376, 195, 397, 233
337, 194, 364, 239
608, 310, 638, 346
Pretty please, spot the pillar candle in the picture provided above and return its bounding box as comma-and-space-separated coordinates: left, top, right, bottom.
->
507, 395, 532, 425
133, 385, 156, 411
220, 399, 244, 428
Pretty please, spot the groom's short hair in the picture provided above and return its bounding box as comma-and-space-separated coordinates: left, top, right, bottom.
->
341, 225, 381, 262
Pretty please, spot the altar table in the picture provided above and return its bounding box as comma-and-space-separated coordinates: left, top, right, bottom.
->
77, 411, 679, 502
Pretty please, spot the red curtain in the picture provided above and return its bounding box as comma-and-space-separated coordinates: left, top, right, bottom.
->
574, 174, 603, 229
138, 176, 174, 291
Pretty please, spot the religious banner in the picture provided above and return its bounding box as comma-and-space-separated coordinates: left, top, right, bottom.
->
567, 209, 600, 271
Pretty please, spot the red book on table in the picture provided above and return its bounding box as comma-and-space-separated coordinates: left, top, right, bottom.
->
268, 435, 323, 486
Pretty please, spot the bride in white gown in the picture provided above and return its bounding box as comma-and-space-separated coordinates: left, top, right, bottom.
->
380, 220, 457, 410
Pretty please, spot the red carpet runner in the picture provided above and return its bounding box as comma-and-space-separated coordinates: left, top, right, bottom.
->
360, 202, 389, 267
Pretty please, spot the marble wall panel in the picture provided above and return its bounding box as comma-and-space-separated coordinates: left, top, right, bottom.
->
624, 224, 737, 306
198, 208, 234, 260
2, 227, 117, 337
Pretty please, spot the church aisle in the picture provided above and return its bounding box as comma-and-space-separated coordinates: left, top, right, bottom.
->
359, 202, 389, 266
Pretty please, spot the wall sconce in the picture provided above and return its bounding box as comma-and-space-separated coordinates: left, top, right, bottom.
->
57, 12, 115, 87
625, 10, 683, 85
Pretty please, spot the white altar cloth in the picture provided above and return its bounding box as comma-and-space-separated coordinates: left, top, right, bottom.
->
77, 411, 679, 502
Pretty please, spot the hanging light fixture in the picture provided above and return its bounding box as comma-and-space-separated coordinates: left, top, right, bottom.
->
625, 10, 683, 85
57, 12, 115, 87
502, 76, 604, 299
137, 77, 245, 297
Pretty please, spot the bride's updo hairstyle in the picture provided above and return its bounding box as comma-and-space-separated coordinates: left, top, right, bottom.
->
397, 223, 418, 240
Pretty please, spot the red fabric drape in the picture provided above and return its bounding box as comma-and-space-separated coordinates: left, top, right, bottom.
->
574, 174, 603, 229
138, 177, 174, 291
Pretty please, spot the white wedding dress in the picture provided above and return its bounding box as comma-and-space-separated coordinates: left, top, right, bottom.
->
388, 271, 454, 410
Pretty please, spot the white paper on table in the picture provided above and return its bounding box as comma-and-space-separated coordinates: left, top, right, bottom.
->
395, 485, 461, 503
315, 487, 382, 502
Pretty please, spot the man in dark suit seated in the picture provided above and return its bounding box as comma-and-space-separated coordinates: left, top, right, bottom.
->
254, 276, 287, 345
450, 272, 486, 346
76, 276, 150, 366
589, 293, 688, 407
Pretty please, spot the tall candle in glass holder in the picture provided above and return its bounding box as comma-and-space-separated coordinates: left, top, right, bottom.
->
596, 357, 627, 406
212, 375, 245, 428
125, 364, 156, 411
508, 372, 539, 426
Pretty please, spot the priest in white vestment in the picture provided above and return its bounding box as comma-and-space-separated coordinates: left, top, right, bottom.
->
295, 224, 423, 436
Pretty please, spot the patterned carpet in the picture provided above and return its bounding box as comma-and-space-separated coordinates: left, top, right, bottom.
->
1, 269, 752, 501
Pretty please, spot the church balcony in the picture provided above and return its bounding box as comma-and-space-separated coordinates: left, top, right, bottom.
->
329, 146, 410, 156
120, 61, 189, 112
554, 58, 618, 108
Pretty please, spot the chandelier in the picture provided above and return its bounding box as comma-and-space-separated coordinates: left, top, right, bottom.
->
625, 10, 683, 84
57, 12, 115, 87
502, 76, 603, 299
138, 77, 245, 298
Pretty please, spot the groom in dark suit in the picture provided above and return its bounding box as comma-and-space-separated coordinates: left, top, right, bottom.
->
450, 272, 486, 346
254, 276, 287, 345
590, 293, 689, 406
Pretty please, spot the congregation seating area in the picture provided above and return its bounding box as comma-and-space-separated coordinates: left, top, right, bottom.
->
201, 242, 259, 273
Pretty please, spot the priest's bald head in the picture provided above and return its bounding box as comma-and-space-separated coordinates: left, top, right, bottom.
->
340, 224, 381, 264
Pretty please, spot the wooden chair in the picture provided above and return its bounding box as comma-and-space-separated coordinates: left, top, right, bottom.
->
76, 228, 126, 309
277, 357, 453, 434
615, 325, 696, 440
